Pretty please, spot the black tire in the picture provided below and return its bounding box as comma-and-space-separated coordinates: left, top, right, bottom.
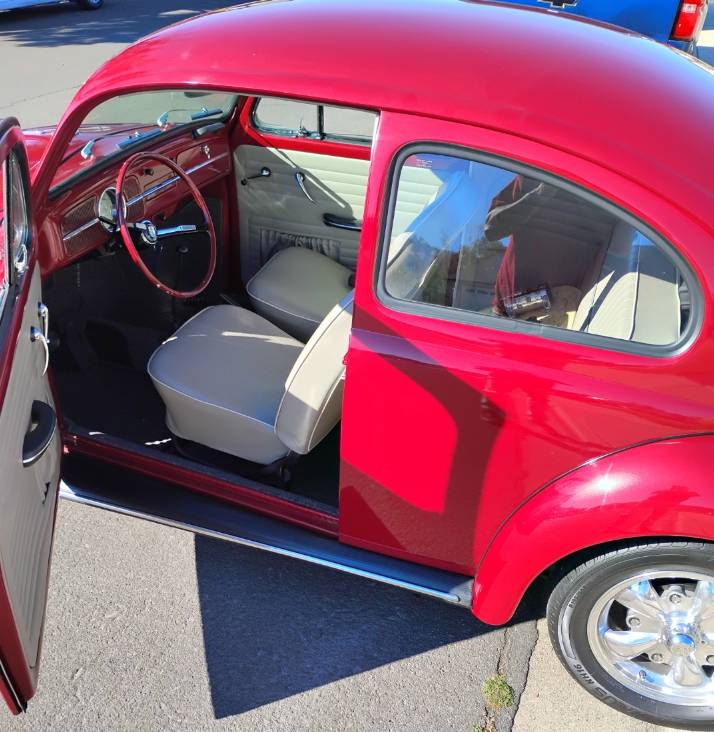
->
77, 0, 103, 9
547, 542, 714, 730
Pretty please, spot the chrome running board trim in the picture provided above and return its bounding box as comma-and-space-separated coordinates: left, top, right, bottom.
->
59, 477, 472, 608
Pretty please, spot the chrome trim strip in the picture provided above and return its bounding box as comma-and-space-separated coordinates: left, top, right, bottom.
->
127, 152, 229, 206
62, 217, 100, 242
58, 481, 465, 606
127, 174, 176, 205
62, 151, 229, 241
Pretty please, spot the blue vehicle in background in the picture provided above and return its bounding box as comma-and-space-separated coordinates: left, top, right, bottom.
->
494, 0, 708, 52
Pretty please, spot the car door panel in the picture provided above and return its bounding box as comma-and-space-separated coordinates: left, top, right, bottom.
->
235, 144, 443, 283
0, 121, 61, 713
0, 268, 60, 670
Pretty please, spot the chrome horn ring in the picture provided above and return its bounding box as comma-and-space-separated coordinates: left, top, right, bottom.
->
587, 570, 714, 706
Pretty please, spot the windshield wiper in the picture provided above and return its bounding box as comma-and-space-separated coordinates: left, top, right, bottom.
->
59, 124, 152, 166
59, 107, 224, 168
156, 106, 223, 129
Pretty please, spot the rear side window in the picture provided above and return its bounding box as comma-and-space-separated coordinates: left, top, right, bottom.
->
379, 150, 694, 351
252, 97, 377, 145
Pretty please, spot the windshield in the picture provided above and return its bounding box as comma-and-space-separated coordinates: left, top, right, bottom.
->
51, 89, 239, 189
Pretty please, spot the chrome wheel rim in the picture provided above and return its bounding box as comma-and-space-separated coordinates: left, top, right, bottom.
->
587, 570, 714, 706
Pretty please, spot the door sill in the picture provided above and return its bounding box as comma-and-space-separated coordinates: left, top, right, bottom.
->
64, 424, 338, 537
60, 455, 473, 608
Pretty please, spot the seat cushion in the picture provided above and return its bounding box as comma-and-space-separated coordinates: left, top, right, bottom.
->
148, 305, 303, 464
246, 247, 352, 341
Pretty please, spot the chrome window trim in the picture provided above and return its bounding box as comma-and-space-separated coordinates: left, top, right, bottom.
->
62, 152, 229, 242
251, 97, 375, 147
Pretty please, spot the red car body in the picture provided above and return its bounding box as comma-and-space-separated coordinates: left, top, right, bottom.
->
2, 0, 714, 716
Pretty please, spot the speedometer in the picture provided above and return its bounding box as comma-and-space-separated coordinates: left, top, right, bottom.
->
97, 187, 127, 231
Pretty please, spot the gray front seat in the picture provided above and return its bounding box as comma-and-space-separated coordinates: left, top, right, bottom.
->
148, 294, 353, 465
247, 246, 353, 341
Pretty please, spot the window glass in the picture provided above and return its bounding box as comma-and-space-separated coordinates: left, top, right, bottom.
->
7, 152, 29, 271
52, 89, 239, 189
252, 97, 376, 145
382, 152, 690, 348
322, 104, 377, 143
253, 98, 319, 138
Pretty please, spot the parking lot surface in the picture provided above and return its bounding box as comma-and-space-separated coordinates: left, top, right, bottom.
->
6, 500, 536, 732
1, 2, 711, 730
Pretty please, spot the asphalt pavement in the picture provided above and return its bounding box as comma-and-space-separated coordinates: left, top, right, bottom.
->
4, 499, 537, 732
0, 2, 711, 730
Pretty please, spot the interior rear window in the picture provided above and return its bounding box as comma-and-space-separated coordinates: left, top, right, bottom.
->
252, 97, 377, 145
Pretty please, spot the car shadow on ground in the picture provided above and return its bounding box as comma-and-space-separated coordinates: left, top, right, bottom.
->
0, 0, 235, 47
194, 535, 543, 719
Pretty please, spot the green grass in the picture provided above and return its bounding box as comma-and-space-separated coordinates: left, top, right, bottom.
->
482, 674, 515, 710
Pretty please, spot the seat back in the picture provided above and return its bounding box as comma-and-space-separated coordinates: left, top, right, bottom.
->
574, 221, 681, 344
275, 293, 353, 455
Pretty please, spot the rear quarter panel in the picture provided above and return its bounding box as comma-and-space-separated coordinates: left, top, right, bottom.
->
473, 435, 714, 624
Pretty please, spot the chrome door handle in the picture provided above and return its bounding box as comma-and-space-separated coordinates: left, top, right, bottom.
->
294, 171, 316, 203
30, 327, 49, 376
38, 302, 49, 341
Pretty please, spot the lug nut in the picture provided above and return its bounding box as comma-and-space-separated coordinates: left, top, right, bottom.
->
651, 653, 664, 663
628, 617, 641, 628
706, 655, 714, 665
669, 593, 683, 604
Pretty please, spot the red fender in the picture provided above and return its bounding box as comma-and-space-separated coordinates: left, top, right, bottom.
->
472, 435, 714, 625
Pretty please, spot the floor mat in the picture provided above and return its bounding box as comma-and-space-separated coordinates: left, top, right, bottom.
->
57, 364, 170, 447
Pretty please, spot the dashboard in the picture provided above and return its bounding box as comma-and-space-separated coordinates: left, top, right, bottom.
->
48, 127, 231, 268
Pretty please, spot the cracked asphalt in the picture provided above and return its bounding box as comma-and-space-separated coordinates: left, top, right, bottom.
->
0, 1, 711, 729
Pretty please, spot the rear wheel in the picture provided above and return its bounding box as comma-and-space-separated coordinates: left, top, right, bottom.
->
547, 542, 714, 729
77, 0, 103, 9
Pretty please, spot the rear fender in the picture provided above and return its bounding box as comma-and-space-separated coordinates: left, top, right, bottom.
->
472, 435, 714, 624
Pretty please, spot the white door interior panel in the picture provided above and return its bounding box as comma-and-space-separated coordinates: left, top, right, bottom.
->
0, 266, 61, 668
235, 145, 443, 282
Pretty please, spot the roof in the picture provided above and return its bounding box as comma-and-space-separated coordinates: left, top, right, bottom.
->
61, 0, 714, 228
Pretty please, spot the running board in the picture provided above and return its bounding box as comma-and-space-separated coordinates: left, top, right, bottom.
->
59, 456, 473, 608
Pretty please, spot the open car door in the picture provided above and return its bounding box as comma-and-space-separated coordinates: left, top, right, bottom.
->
0, 119, 62, 714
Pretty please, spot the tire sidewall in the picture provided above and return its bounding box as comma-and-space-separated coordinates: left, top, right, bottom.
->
551, 547, 714, 730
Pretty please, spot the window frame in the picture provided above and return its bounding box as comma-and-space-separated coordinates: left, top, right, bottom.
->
375, 143, 702, 358
250, 97, 376, 147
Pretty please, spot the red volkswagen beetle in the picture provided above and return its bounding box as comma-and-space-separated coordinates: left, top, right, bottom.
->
1, 0, 714, 727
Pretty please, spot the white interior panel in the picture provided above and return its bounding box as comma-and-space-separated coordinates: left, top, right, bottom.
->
235, 145, 442, 283
0, 268, 61, 668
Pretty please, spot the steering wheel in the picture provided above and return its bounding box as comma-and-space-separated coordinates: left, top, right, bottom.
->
115, 151, 217, 299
